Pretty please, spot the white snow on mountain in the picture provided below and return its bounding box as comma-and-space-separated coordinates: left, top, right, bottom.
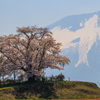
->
51, 15, 100, 67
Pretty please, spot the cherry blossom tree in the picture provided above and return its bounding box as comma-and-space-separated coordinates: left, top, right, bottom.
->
0, 55, 8, 84
0, 26, 70, 81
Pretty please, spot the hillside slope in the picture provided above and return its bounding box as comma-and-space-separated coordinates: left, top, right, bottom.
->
0, 81, 100, 99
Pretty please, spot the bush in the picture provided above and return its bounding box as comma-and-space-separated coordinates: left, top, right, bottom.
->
56, 73, 65, 81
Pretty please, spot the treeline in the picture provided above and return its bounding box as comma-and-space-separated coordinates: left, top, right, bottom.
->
0, 73, 65, 85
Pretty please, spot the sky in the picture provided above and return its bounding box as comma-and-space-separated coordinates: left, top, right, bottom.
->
0, 0, 100, 35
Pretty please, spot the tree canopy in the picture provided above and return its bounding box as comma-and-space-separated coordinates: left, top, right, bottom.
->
0, 26, 70, 81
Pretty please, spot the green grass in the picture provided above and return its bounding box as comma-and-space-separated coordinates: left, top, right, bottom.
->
0, 81, 100, 99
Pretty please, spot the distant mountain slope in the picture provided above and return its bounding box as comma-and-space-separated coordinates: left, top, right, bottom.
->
46, 11, 100, 84
48, 11, 100, 31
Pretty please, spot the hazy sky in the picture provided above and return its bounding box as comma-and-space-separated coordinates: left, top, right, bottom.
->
0, 0, 100, 35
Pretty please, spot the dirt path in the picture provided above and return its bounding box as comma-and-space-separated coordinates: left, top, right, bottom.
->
48, 98, 100, 100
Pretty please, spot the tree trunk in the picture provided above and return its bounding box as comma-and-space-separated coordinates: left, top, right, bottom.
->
13, 69, 16, 83
28, 74, 36, 82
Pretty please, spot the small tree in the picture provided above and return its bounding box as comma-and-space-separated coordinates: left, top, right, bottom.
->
0, 26, 70, 81
50, 75, 56, 81
56, 73, 65, 81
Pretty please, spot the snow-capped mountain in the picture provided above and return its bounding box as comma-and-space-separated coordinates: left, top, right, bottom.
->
46, 11, 100, 85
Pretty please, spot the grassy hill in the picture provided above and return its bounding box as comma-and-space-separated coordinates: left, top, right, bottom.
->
0, 81, 100, 100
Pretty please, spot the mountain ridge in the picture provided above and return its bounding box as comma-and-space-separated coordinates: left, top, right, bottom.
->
48, 10, 100, 31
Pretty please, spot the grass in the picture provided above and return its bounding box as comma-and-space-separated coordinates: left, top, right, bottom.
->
0, 81, 100, 99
